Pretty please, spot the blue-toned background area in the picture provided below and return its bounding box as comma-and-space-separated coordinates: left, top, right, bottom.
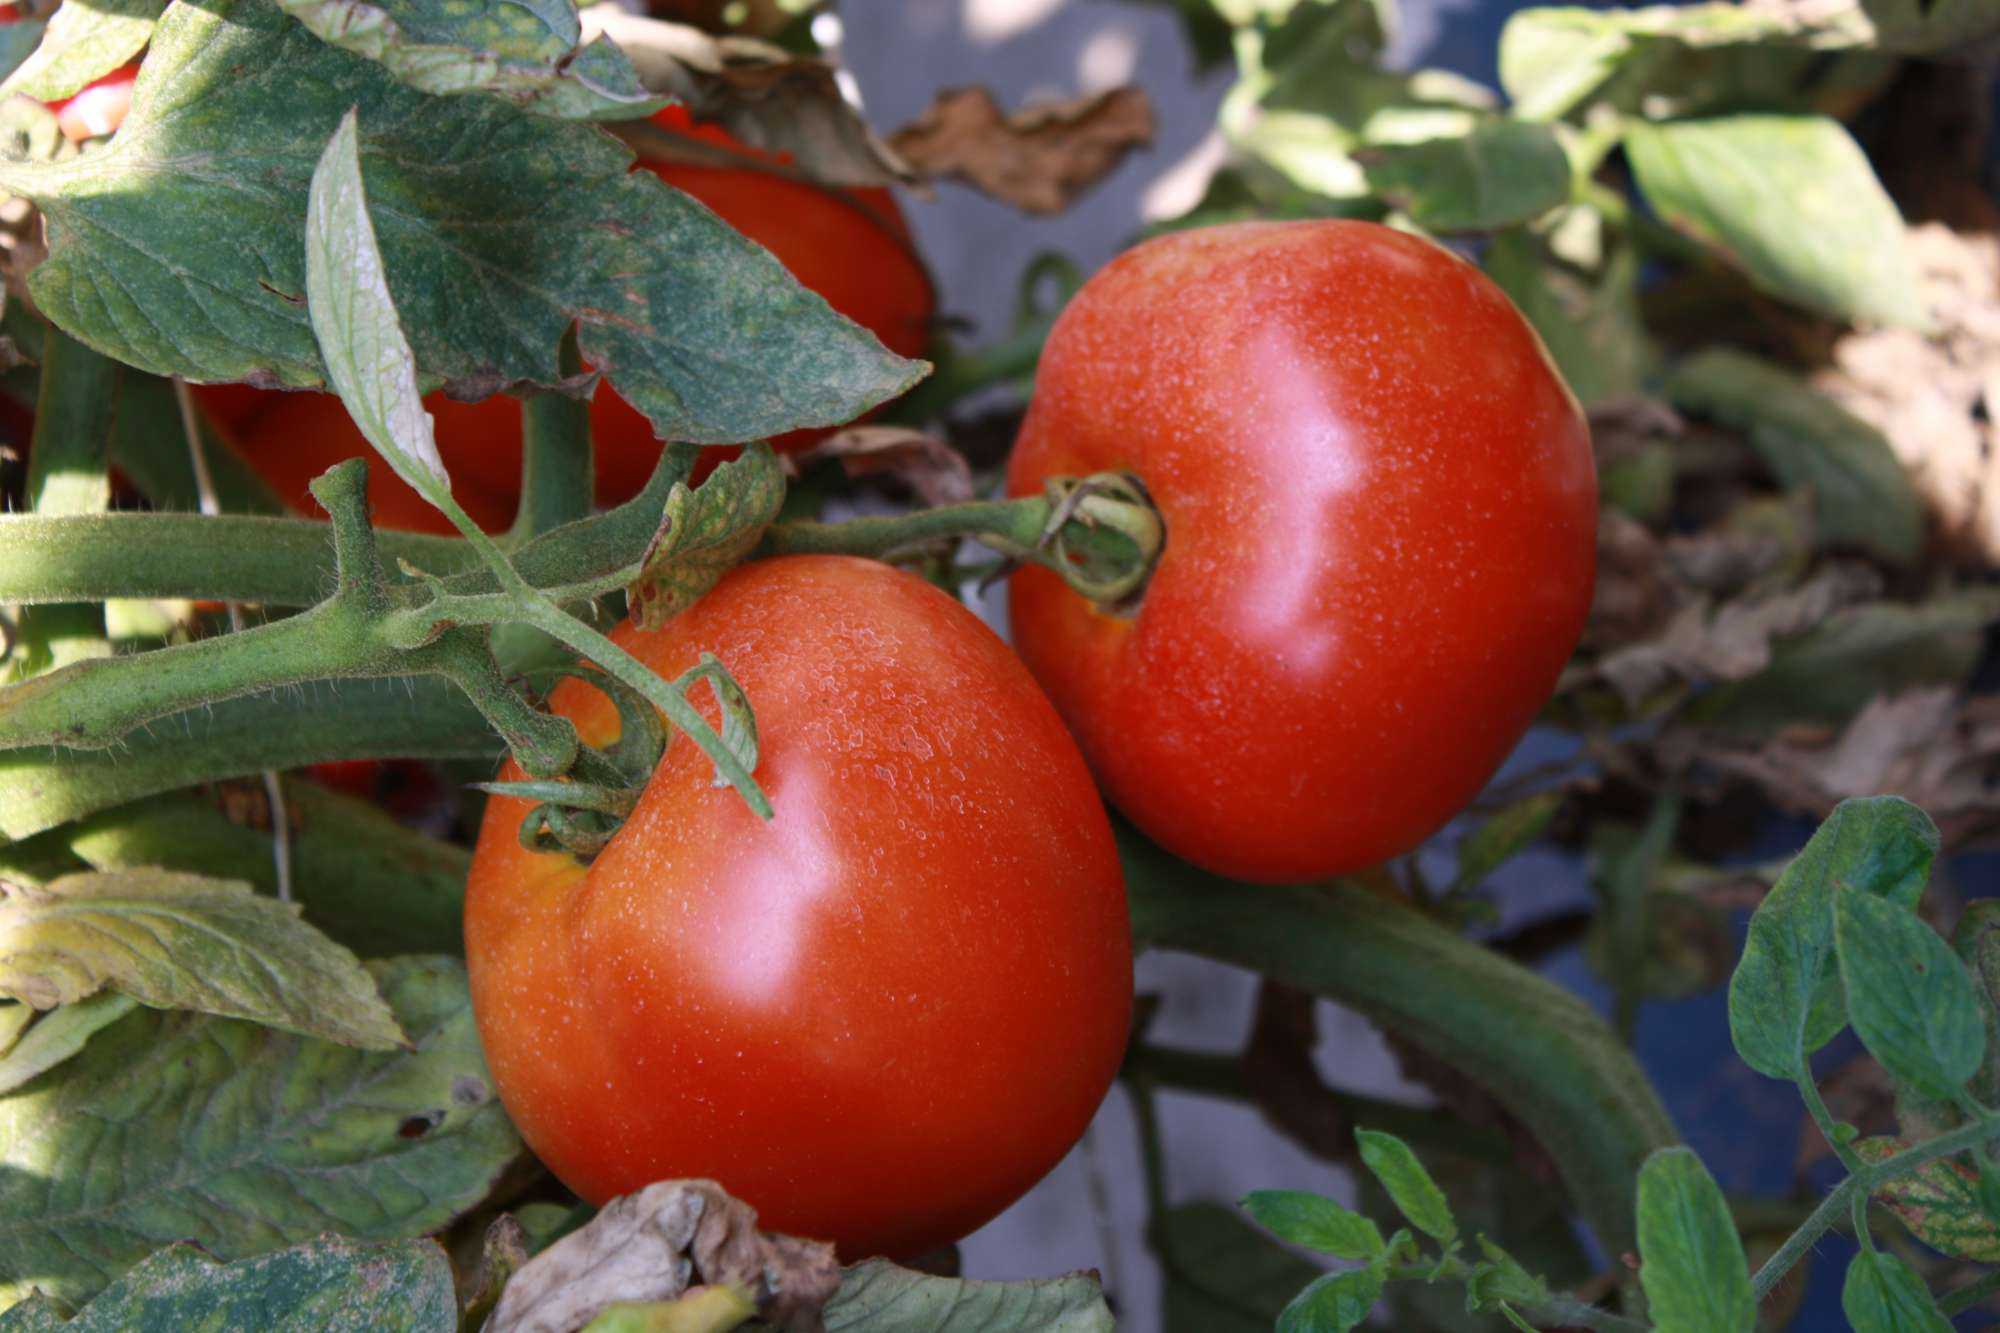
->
841, 3, 1989, 1327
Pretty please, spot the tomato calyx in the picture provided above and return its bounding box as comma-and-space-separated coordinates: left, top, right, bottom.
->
1021, 471, 1164, 613
475, 662, 668, 859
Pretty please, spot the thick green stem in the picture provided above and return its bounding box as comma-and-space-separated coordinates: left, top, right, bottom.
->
765, 500, 1045, 560
511, 339, 594, 541
1119, 820, 1678, 1260
17, 329, 120, 673
0, 513, 473, 606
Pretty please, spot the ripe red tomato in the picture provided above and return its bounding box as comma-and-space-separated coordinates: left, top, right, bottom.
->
201, 107, 932, 532
464, 556, 1132, 1258
1006, 221, 1597, 884
48, 60, 139, 143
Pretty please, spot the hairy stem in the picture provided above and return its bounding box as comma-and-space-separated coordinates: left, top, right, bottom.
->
17, 329, 120, 673
511, 338, 594, 541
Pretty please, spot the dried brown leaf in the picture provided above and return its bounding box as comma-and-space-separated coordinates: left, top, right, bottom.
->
487, 1180, 839, 1333
1702, 689, 2000, 848
1813, 224, 2000, 565
889, 86, 1154, 215
794, 425, 975, 506
580, 6, 909, 188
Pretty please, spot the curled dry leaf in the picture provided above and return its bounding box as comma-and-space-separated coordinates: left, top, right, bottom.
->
1813, 223, 2000, 565
888, 86, 1155, 215
792, 425, 975, 507
579, 5, 909, 188
1698, 688, 2000, 849
487, 1179, 840, 1333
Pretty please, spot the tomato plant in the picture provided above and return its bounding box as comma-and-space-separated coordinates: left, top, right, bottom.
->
46, 58, 137, 143
199, 106, 933, 535
464, 555, 1132, 1260
1008, 220, 1596, 883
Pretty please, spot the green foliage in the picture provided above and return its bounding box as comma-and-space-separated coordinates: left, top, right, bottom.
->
1355, 1129, 1457, 1244
1834, 885, 1985, 1101
626, 444, 786, 630
0, 868, 404, 1048
0, 992, 136, 1096
0, 1237, 456, 1331
1634, 1147, 1754, 1333
821, 1260, 1113, 1332
1451, 791, 1563, 893
1856, 1139, 2000, 1264
1241, 1189, 1386, 1260
1356, 120, 1569, 231
0, 957, 520, 1309
1841, 1248, 1953, 1332
1274, 1269, 1382, 1333
1728, 796, 1939, 1079
0, 0, 159, 103
0, 0, 921, 444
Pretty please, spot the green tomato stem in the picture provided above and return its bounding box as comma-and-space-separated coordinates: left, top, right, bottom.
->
1118, 818, 1677, 1262
15, 329, 120, 675
511, 339, 594, 542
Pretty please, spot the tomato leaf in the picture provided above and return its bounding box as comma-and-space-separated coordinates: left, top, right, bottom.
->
1484, 228, 1652, 406
272, 0, 661, 121
1856, 1138, 2000, 1263
1834, 885, 1984, 1102
0, 1236, 456, 1331
304, 108, 453, 517
1463, 1235, 1555, 1315
1240, 1189, 1386, 1260
0, 868, 406, 1050
1356, 120, 1569, 232
0, 991, 136, 1096
1841, 1248, 1953, 1332
0, 0, 924, 445
0, 1002, 26, 1055
1355, 1129, 1456, 1244
0, 956, 522, 1311
1664, 349, 1924, 568
489, 1180, 838, 1333
1155, 1200, 1324, 1332
1635, 1147, 1754, 1333
0, 20, 46, 88
1727, 796, 1938, 1080
1627, 114, 1929, 331
670, 654, 759, 790
1275, 1267, 1383, 1333
0, 0, 156, 103
822, 1259, 1113, 1333
626, 443, 784, 632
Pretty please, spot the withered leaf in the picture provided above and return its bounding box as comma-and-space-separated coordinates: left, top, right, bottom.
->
626, 443, 785, 631
487, 1180, 839, 1333
793, 426, 975, 507
889, 85, 1155, 215
580, 6, 909, 188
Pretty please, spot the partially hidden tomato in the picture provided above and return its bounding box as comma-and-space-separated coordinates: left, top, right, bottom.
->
465, 555, 1132, 1259
1006, 220, 1597, 884
199, 106, 933, 534
48, 59, 139, 144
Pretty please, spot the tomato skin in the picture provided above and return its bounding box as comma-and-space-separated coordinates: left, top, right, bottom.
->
1006, 221, 1597, 884
464, 556, 1131, 1259
200, 109, 932, 532
48, 60, 139, 143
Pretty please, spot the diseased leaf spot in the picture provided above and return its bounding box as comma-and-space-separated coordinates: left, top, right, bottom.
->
398, 1110, 445, 1139
451, 1075, 489, 1106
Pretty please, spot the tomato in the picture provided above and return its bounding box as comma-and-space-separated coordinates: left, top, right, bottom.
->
48, 60, 139, 143
1005, 221, 1597, 884
201, 107, 932, 532
464, 556, 1131, 1259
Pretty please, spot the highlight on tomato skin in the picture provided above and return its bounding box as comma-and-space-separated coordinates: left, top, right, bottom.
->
463, 555, 1133, 1262
48, 59, 140, 143
194, 105, 936, 533
1006, 218, 1599, 885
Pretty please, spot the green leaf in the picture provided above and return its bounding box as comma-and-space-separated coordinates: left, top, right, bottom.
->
669, 653, 760, 791
1841, 1248, 1952, 1333
1483, 228, 1652, 406
0, 868, 405, 1048
1635, 1147, 1754, 1333
0, 956, 522, 1310
1855, 1138, 2000, 1263
272, 0, 662, 121
1452, 792, 1563, 892
0, 21, 47, 88
0, 992, 136, 1096
0, 0, 159, 103
822, 1259, 1112, 1332
626, 443, 785, 631
1, 0, 923, 446
1275, 1267, 1383, 1333
1463, 1235, 1553, 1314
1627, 114, 1928, 330
0, 1003, 25, 1056
1835, 885, 1984, 1101
1664, 349, 1924, 567
1355, 1130, 1455, 1244
1357, 120, 1569, 231
0, 1236, 455, 1330
1240, 1190, 1385, 1260
1156, 1201, 1323, 1333
1728, 796, 1939, 1079
305, 108, 452, 516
